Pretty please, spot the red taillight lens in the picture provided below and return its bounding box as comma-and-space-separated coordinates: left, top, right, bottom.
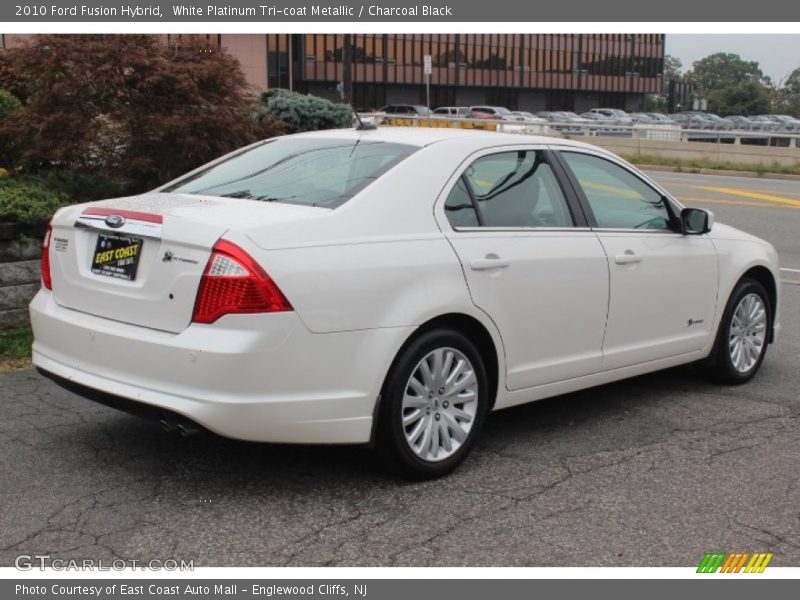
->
191, 239, 292, 324
41, 224, 52, 290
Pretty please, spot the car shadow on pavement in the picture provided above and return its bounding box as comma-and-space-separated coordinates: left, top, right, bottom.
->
53, 362, 718, 486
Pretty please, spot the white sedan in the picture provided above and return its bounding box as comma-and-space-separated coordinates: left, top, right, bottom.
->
31, 128, 780, 478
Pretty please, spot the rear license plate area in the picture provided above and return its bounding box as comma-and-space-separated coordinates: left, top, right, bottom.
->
91, 234, 143, 281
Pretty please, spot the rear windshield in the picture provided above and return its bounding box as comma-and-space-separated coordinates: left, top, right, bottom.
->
163, 137, 418, 208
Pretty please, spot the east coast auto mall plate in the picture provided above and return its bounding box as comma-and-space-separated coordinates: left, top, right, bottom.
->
91, 233, 143, 281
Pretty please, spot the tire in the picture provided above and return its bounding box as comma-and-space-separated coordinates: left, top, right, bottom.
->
706, 278, 771, 384
375, 329, 489, 479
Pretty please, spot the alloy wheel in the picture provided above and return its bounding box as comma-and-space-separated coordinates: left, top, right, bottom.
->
400, 347, 478, 462
728, 292, 768, 373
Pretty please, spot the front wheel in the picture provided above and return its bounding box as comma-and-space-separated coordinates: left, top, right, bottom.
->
706, 278, 771, 384
376, 329, 489, 479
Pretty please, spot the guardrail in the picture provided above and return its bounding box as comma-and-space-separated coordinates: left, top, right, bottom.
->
359, 114, 800, 147
680, 129, 800, 147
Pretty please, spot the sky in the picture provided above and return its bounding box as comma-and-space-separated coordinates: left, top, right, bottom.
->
666, 35, 800, 84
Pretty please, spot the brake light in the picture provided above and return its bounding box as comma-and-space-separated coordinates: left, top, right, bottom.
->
41, 224, 52, 290
191, 239, 292, 324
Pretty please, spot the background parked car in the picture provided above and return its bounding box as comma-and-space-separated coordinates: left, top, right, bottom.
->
587, 108, 634, 125
536, 111, 593, 127
509, 111, 549, 124
745, 115, 781, 131
580, 112, 621, 126
670, 112, 718, 129
764, 115, 800, 131
724, 115, 758, 131
559, 111, 595, 124
701, 113, 734, 130
629, 112, 656, 124
380, 105, 432, 117
469, 106, 516, 120
644, 113, 677, 125
432, 106, 470, 118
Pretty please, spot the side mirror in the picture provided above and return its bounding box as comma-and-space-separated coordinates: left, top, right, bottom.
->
680, 207, 713, 235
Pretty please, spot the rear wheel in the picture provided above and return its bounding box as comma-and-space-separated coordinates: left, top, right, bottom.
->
376, 329, 489, 479
707, 278, 771, 384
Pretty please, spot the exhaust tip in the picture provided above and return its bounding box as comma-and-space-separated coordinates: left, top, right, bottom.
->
176, 422, 200, 438
160, 412, 201, 437
159, 415, 174, 433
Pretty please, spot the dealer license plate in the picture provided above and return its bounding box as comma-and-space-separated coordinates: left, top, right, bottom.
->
90, 233, 143, 281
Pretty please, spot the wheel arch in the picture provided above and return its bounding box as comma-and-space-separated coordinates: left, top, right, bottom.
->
740, 265, 778, 343
369, 312, 503, 445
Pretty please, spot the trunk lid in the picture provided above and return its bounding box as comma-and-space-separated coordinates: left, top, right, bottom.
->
49, 193, 326, 333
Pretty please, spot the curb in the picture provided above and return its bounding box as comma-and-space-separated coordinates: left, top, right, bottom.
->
632, 163, 800, 182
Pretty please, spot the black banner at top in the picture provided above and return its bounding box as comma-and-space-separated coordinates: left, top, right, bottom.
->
4, 0, 800, 22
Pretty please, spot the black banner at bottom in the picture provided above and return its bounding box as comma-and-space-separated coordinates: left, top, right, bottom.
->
3, 579, 797, 600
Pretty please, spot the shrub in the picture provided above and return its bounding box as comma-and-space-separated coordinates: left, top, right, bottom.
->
0, 89, 20, 122
0, 89, 21, 169
258, 89, 353, 133
30, 170, 125, 202
0, 178, 71, 224
1, 35, 287, 193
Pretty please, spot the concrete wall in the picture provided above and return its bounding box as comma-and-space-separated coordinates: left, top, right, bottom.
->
0, 224, 44, 330
567, 137, 800, 167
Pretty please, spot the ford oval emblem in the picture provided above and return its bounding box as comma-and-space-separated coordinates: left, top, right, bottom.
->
104, 214, 126, 228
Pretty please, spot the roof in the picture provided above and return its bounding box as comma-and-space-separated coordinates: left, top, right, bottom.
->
290, 125, 601, 151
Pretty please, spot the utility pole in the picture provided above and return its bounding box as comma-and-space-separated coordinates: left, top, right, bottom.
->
343, 34, 353, 106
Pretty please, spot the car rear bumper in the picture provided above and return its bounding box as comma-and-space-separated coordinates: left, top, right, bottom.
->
30, 290, 413, 444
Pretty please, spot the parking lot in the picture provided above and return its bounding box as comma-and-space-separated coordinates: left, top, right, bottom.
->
0, 170, 798, 568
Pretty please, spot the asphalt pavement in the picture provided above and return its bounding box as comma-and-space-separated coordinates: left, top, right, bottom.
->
0, 170, 798, 567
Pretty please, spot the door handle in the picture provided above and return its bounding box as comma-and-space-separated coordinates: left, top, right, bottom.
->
614, 250, 642, 265
470, 255, 511, 271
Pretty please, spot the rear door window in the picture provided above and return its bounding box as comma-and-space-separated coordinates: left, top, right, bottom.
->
444, 150, 574, 229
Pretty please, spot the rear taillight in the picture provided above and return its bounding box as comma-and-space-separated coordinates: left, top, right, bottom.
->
41, 224, 52, 290
191, 239, 292, 324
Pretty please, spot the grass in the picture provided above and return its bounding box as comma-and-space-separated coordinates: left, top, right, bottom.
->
625, 154, 800, 177
0, 327, 32, 373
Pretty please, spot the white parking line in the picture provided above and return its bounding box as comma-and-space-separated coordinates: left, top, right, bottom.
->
780, 267, 800, 273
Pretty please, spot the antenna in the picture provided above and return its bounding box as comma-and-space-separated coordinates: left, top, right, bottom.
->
352, 106, 377, 131
336, 75, 378, 131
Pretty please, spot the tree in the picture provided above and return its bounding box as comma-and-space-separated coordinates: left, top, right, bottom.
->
709, 80, 771, 116
778, 66, 800, 117
786, 66, 800, 96
643, 95, 667, 113
685, 52, 772, 116
687, 52, 765, 92
258, 89, 353, 133
0, 89, 20, 123
0, 89, 21, 169
0, 51, 25, 100
663, 54, 683, 86
1, 35, 286, 191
